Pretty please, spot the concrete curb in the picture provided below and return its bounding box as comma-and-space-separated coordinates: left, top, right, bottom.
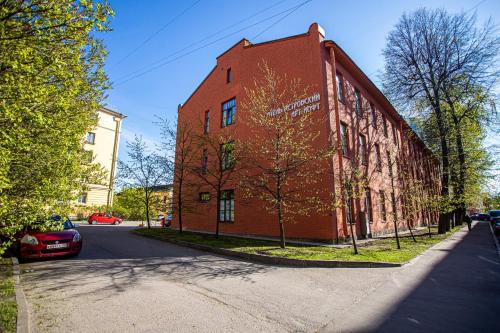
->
11, 257, 30, 333
132, 232, 402, 268
487, 222, 500, 259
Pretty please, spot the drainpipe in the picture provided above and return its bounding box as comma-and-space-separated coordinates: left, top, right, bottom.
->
326, 42, 348, 242
107, 117, 121, 207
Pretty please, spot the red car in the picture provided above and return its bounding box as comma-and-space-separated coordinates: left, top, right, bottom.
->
88, 212, 123, 225
17, 216, 82, 260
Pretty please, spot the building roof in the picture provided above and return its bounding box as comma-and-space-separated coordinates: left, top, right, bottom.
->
324, 39, 439, 163
180, 23, 439, 164
150, 184, 173, 192
99, 107, 127, 119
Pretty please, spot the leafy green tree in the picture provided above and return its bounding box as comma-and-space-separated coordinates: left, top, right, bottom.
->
484, 193, 500, 211
113, 187, 159, 221
383, 8, 499, 233
0, 0, 113, 254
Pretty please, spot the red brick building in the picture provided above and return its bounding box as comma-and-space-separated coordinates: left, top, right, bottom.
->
173, 23, 440, 243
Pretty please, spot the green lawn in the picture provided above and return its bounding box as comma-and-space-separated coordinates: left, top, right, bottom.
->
132, 225, 464, 264
0, 258, 16, 333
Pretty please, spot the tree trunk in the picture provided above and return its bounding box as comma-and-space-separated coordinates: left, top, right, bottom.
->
453, 116, 466, 226
436, 108, 450, 234
349, 221, 358, 254
394, 218, 401, 249
438, 134, 450, 234
215, 190, 220, 239
407, 220, 416, 242
278, 201, 285, 249
427, 212, 432, 238
456, 207, 465, 227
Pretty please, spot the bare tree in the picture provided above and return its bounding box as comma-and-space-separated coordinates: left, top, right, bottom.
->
239, 63, 331, 249
330, 78, 388, 253
118, 136, 170, 229
193, 129, 239, 239
158, 117, 199, 233
383, 8, 499, 233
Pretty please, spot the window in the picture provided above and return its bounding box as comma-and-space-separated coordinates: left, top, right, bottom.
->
204, 111, 210, 134
340, 122, 349, 157
359, 134, 367, 165
199, 192, 210, 202
336, 73, 344, 103
365, 188, 373, 223
221, 98, 236, 127
387, 151, 393, 178
379, 191, 387, 222
344, 191, 354, 224
354, 89, 362, 115
391, 192, 398, 220
226, 68, 232, 83
77, 193, 87, 204
202, 149, 208, 173
219, 190, 234, 222
370, 103, 377, 128
86, 132, 95, 144
375, 144, 382, 171
382, 114, 388, 137
221, 142, 235, 171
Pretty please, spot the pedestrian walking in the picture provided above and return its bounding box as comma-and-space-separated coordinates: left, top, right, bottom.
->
464, 213, 472, 231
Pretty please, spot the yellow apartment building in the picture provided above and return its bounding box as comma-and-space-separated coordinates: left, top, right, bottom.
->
77, 107, 126, 208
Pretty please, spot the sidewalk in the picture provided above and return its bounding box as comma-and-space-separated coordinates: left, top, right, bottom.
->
322, 221, 500, 332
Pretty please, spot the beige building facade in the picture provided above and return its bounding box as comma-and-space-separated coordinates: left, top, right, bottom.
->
77, 107, 126, 207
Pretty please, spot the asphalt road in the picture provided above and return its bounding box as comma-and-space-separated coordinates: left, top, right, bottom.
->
20, 221, 500, 333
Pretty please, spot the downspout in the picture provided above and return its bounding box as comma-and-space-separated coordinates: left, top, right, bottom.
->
107, 117, 122, 207
326, 42, 347, 241
320, 41, 339, 244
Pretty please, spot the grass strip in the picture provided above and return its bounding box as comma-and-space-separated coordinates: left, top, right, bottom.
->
132, 225, 463, 264
0, 258, 16, 333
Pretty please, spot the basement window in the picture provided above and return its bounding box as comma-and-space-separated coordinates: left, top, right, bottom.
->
199, 192, 210, 202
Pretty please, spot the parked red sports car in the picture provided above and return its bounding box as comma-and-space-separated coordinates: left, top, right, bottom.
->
17, 216, 82, 260
87, 212, 123, 225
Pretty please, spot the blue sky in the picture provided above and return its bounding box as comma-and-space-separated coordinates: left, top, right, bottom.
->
101, 0, 499, 187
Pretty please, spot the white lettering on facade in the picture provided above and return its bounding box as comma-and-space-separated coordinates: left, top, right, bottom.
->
267, 92, 321, 118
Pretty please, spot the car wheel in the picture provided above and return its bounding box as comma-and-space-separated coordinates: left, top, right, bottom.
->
114, 220, 119, 225
91, 220, 98, 225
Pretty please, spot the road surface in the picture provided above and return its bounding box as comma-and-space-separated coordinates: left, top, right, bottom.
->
20, 221, 500, 332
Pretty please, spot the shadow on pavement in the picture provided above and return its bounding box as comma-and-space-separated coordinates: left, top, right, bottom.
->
372, 222, 500, 333
21, 224, 274, 300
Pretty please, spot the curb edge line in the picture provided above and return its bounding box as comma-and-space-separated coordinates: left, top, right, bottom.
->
11, 257, 30, 333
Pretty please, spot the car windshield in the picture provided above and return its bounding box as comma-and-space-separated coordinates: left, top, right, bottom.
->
50, 215, 74, 229
30, 216, 74, 231
490, 211, 500, 217
63, 219, 74, 229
